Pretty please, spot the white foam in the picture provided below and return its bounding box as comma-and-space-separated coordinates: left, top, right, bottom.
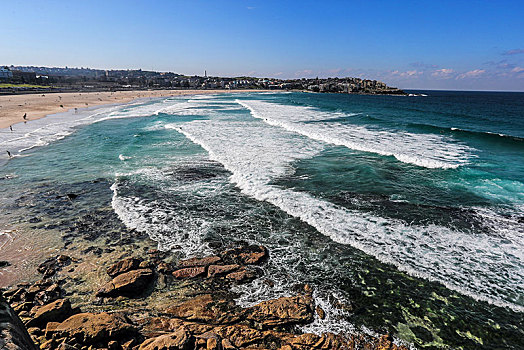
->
0, 96, 209, 162
119, 154, 132, 161
0, 101, 152, 162
237, 100, 473, 169
173, 116, 524, 312
110, 157, 237, 257
111, 176, 213, 256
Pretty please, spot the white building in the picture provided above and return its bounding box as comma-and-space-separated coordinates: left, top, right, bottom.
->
0, 67, 13, 79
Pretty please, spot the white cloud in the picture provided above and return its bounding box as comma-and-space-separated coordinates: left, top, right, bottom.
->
511, 67, 524, 73
456, 69, 485, 79
295, 69, 313, 77
502, 48, 524, 56
391, 70, 422, 77
326, 68, 342, 74
431, 68, 454, 77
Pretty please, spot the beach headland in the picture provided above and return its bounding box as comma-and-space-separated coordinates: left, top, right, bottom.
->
0, 89, 265, 129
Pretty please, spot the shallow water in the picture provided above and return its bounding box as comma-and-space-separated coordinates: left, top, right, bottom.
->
0, 91, 523, 349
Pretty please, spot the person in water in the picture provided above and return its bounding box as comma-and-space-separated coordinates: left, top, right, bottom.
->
6, 151, 12, 158
9, 126, 13, 132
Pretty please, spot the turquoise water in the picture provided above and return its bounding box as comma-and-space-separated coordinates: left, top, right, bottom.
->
1, 91, 523, 349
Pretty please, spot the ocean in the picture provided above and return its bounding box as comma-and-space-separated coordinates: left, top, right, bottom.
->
1, 90, 523, 349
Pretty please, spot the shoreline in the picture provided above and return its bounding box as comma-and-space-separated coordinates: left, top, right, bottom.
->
0, 89, 268, 129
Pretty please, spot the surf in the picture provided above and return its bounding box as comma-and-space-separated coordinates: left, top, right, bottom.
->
170, 114, 524, 313
236, 99, 474, 169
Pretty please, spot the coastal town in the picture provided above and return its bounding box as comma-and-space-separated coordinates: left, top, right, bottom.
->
0, 66, 405, 95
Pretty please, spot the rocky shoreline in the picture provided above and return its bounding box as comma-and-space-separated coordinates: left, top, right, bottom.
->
2, 241, 408, 349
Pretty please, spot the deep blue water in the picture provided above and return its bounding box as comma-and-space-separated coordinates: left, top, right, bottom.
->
1, 91, 523, 349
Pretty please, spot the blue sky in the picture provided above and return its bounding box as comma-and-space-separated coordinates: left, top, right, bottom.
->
2, 0, 524, 90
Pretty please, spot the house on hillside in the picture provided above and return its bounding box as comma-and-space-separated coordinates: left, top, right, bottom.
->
0, 67, 13, 80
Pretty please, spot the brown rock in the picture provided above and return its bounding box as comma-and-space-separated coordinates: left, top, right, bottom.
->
239, 245, 268, 265
26, 285, 42, 299
247, 296, 314, 328
13, 302, 33, 313
56, 255, 71, 264
303, 284, 313, 295
315, 306, 325, 320
56, 342, 78, 350
222, 245, 268, 265
107, 257, 142, 277
206, 337, 218, 350
287, 332, 410, 350
96, 269, 154, 298
40, 338, 56, 349
138, 327, 193, 350
207, 264, 240, 278
148, 249, 160, 257
26, 299, 73, 328
225, 267, 257, 283
165, 294, 242, 325
213, 325, 267, 348
18, 311, 30, 319
171, 267, 206, 279
178, 256, 221, 268
221, 339, 236, 350
157, 262, 173, 274
139, 261, 153, 269
35, 335, 46, 345
34, 291, 59, 306
37, 255, 71, 278
122, 338, 138, 350
55, 312, 137, 344
27, 327, 43, 337
45, 321, 61, 338
33, 283, 61, 306
45, 283, 61, 294
6, 288, 27, 303
142, 317, 214, 337
288, 333, 344, 349
375, 334, 407, 350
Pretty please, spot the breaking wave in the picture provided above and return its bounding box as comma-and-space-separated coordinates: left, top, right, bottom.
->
237, 99, 474, 169
171, 117, 524, 312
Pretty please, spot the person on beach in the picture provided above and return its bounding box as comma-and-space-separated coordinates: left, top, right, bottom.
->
23, 113, 27, 120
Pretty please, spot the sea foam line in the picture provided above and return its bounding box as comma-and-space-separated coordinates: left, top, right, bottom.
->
237, 99, 473, 169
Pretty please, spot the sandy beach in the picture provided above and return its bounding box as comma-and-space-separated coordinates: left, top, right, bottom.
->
0, 89, 260, 129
